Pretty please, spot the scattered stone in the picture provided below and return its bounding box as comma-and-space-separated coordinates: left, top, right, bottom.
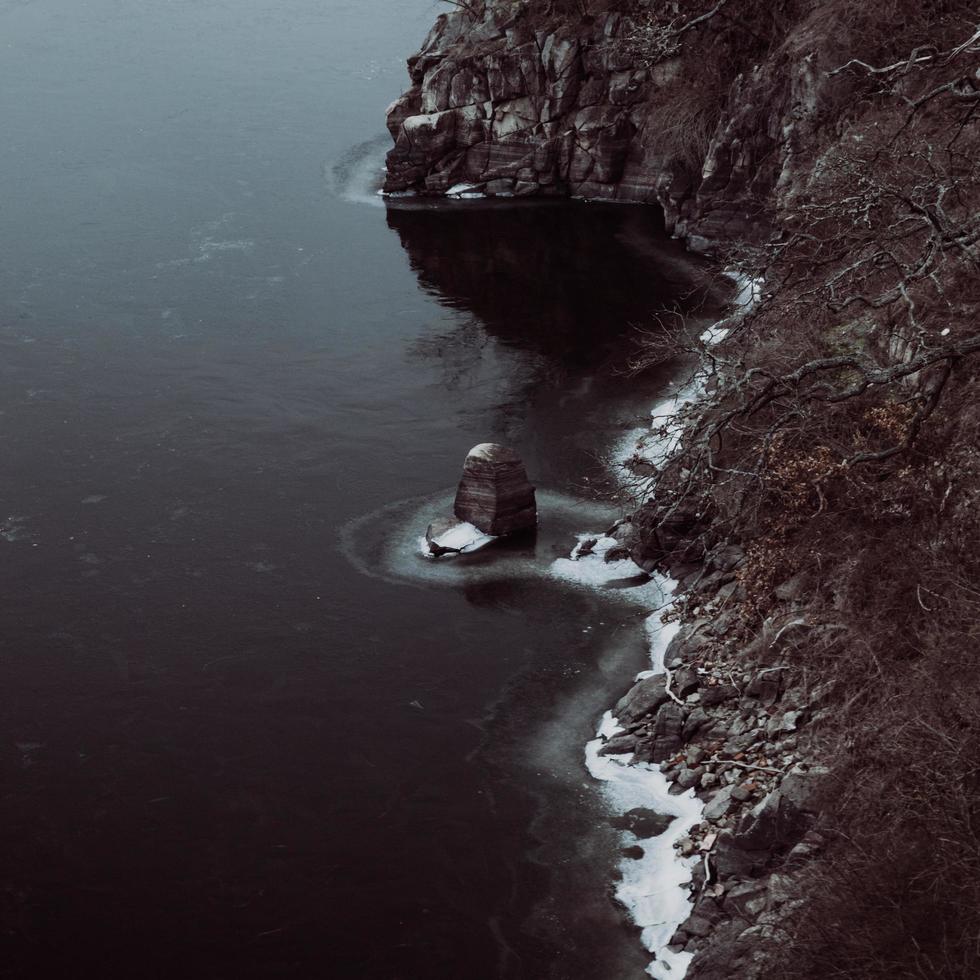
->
683, 707, 710, 739
704, 785, 736, 821
615, 674, 669, 724
679, 914, 713, 938
731, 786, 808, 851
639, 701, 686, 763
701, 683, 739, 707
768, 873, 795, 906
729, 716, 750, 737
712, 836, 764, 878
676, 767, 702, 790
723, 880, 769, 919
721, 732, 756, 757
603, 545, 630, 563
779, 765, 830, 812
672, 665, 700, 697
666, 625, 711, 661
704, 718, 732, 739
710, 544, 746, 572
700, 772, 720, 790
746, 670, 784, 704
786, 840, 820, 864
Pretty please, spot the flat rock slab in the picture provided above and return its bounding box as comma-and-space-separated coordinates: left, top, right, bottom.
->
453, 443, 536, 536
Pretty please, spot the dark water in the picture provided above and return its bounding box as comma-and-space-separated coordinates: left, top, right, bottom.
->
0, 2, 714, 977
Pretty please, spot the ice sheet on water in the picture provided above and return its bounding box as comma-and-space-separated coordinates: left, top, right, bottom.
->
331, 135, 390, 208
550, 534, 657, 603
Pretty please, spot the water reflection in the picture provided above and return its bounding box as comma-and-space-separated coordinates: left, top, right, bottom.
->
387, 200, 715, 362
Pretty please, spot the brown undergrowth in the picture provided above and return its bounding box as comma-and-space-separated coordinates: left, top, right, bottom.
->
628, 5, 980, 975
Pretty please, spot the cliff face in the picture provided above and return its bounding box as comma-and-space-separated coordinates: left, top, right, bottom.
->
384, 2, 827, 253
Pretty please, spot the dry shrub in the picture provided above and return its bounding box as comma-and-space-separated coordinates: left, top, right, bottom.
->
647, 77, 727, 174
772, 536, 980, 979
742, 385, 980, 977
827, 0, 977, 65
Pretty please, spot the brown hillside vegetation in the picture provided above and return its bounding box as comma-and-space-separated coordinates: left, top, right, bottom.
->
628, 3, 980, 977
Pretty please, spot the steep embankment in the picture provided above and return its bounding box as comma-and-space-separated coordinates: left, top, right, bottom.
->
386, 3, 980, 978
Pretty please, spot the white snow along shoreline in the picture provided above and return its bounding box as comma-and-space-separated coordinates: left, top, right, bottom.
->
577, 271, 761, 977
586, 593, 703, 979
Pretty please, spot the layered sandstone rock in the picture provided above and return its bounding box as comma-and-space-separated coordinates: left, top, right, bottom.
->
453, 443, 536, 536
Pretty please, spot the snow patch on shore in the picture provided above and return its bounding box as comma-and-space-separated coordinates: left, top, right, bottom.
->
550, 533, 652, 596
446, 182, 486, 199
727, 269, 763, 313
581, 270, 763, 976
587, 708, 701, 979
615, 386, 699, 472
586, 578, 702, 978
699, 270, 762, 344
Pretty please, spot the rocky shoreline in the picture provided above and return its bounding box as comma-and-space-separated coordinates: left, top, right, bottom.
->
383, 1, 980, 976
564, 294, 830, 977
593, 536, 830, 978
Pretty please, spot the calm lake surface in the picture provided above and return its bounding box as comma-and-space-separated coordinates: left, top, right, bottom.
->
0, 2, 711, 977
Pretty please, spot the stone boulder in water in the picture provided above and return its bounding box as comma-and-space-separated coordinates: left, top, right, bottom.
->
453, 443, 537, 536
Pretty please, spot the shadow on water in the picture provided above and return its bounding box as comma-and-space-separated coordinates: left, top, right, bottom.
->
385, 199, 717, 367
383, 198, 729, 490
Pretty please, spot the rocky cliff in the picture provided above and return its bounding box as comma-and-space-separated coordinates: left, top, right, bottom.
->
384, 0, 835, 253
